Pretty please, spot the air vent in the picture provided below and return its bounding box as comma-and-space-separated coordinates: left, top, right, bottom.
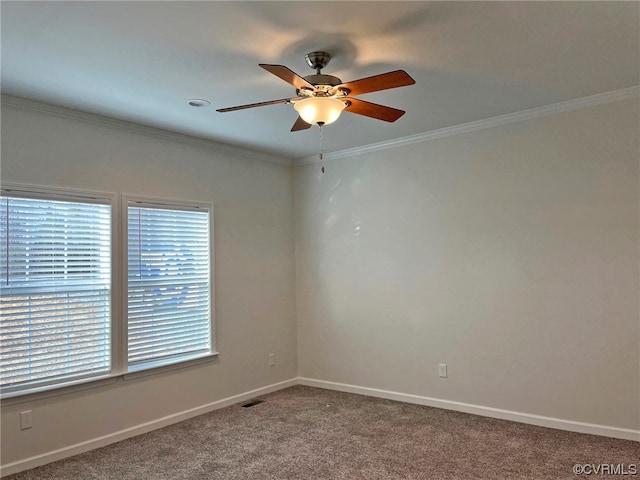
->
241, 399, 264, 408
187, 99, 211, 108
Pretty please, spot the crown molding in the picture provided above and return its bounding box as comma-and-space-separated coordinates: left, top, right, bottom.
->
3, 86, 637, 169
295, 86, 640, 166
0, 94, 293, 167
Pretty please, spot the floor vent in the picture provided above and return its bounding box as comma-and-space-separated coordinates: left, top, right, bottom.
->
241, 399, 264, 408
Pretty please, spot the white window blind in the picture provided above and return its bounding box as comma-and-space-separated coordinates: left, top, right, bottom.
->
0, 195, 111, 394
127, 202, 211, 370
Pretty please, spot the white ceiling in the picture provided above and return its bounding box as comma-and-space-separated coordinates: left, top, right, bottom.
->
1, 1, 638, 160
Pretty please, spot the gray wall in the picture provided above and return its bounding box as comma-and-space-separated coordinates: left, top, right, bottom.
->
294, 98, 639, 431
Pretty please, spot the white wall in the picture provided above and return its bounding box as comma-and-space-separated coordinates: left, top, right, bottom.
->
0, 99, 297, 468
294, 98, 639, 431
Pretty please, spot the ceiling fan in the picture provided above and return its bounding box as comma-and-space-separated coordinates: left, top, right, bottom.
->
217, 51, 415, 132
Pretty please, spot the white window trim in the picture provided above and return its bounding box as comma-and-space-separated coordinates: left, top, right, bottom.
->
121, 194, 216, 375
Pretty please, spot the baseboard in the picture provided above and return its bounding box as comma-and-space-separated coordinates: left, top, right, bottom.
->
4, 376, 637, 476
297, 377, 640, 442
0, 378, 297, 477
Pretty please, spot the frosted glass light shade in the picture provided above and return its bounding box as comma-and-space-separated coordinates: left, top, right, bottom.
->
294, 97, 346, 126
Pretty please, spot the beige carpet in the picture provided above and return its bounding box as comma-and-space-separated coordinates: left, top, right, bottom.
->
5, 385, 638, 479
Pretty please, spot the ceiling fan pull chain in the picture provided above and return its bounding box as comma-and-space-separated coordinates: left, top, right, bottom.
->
319, 124, 325, 173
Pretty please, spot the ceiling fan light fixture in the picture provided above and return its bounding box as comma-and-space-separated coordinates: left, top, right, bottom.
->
294, 97, 346, 126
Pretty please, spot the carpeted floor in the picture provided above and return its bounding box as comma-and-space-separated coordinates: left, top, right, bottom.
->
4, 385, 638, 479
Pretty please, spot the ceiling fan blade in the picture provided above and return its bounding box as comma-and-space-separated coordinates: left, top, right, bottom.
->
216, 97, 297, 113
332, 70, 415, 96
291, 116, 311, 132
259, 64, 316, 91
344, 97, 406, 122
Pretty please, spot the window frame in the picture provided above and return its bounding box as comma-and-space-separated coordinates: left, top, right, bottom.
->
0, 183, 119, 399
121, 194, 216, 376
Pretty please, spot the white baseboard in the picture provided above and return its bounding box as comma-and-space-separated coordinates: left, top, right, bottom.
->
297, 377, 640, 442
0, 378, 297, 477
3, 376, 637, 476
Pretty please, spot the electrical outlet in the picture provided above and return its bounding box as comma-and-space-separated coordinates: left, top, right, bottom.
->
268, 353, 276, 367
438, 363, 448, 378
20, 410, 33, 430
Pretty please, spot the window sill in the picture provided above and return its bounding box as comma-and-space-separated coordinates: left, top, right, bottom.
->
1, 375, 118, 406
122, 352, 220, 381
1, 352, 220, 406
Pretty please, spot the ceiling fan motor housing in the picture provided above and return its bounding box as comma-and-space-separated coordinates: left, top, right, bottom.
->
301, 74, 343, 91
301, 52, 344, 95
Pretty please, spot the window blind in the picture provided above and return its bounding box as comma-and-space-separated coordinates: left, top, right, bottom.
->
127, 203, 211, 369
0, 195, 112, 392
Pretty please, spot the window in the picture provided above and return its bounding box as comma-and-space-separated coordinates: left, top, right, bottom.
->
0, 190, 112, 396
126, 199, 212, 372
0, 186, 214, 398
